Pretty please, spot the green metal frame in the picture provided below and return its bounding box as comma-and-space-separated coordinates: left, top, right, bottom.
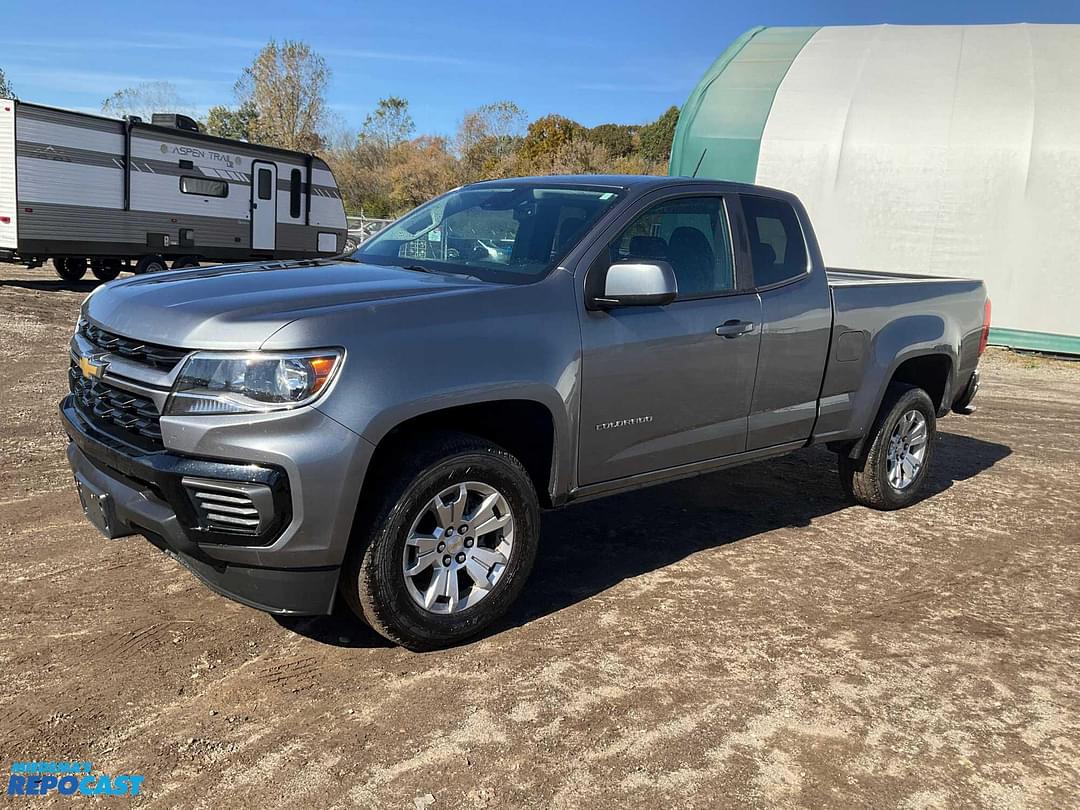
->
988, 328, 1080, 356
668, 26, 819, 182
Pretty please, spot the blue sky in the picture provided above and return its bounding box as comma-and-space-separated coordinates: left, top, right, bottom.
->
4, 0, 1077, 136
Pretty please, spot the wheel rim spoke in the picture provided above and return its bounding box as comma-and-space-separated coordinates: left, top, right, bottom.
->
471, 547, 508, 568
425, 568, 449, 610
464, 558, 493, 590
404, 551, 436, 577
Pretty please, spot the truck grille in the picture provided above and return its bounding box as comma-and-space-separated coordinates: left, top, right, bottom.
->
80, 321, 189, 372
69, 362, 163, 449
181, 477, 273, 536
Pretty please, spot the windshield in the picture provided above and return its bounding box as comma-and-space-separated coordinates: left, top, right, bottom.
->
353, 184, 624, 283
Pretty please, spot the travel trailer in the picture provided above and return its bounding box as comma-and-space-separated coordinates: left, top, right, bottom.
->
0, 99, 347, 281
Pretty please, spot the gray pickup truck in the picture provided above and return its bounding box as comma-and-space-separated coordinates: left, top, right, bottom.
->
61, 176, 989, 648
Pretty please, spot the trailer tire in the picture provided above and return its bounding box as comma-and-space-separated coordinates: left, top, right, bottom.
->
91, 260, 122, 282
134, 255, 168, 275
54, 258, 87, 282
172, 257, 200, 270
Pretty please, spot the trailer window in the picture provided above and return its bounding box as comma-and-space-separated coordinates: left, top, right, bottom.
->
257, 168, 273, 200
180, 176, 228, 198
290, 169, 302, 219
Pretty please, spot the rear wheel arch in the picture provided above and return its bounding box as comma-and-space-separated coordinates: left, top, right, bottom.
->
846, 351, 954, 459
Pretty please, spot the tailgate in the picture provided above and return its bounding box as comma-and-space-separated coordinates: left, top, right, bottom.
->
0, 99, 15, 250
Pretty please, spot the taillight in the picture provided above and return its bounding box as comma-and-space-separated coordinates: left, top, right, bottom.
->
0, 216, 10, 224
978, 298, 992, 356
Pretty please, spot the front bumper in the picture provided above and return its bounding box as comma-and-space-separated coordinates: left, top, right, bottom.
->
60, 396, 371, 615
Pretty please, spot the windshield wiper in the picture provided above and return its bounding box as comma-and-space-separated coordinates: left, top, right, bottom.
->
403, 264, 439, 274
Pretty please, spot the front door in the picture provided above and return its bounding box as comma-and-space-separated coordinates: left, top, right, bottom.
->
577, 193, 762, 486
251, 161, 277, 251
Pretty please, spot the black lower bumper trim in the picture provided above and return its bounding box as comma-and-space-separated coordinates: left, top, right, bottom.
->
143, 532, 339, 615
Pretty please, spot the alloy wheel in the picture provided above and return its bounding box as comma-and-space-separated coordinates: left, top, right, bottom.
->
401, 481, 515, 614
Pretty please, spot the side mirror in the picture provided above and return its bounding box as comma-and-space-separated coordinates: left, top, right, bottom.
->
590, 260, 678, 309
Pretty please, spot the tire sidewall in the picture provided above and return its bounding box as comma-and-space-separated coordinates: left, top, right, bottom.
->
873, 388, 936, 508
359, 449, 539, 649
55, 258, 87, 281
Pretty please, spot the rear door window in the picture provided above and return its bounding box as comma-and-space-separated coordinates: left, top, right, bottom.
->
740, 195, 808, 287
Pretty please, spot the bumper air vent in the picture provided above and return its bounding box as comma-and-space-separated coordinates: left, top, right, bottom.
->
181, 477, 275, 537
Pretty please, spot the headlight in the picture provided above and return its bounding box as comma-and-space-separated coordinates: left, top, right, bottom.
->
165, 350, 344, 416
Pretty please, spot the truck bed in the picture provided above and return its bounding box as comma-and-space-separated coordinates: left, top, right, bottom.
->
826, 267, 964, 287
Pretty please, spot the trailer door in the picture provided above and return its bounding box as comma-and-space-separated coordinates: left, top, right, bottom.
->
251, 161, 277, 251
0, 99, 16, 251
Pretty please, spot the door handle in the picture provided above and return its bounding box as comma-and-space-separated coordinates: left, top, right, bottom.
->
714, 320, 755, 338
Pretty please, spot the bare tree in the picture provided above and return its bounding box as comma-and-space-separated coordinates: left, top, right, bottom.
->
235, 40, 329, 151
359, 97, 415, 151
101, 81, 194, 121
0, 68, 14, 99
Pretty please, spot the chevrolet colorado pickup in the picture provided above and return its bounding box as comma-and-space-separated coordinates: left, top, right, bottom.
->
61, 176, 990, 649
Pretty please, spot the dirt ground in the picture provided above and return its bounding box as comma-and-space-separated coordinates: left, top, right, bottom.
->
0, 264, 1078, 809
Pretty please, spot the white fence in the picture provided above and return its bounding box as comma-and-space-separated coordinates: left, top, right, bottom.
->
346, 215, 393, 248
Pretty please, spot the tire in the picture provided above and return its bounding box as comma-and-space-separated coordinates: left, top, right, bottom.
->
133, 255, 167, 275
838, 383, 937, 510
54, 257, 87, 282
91, 260, 122, 282
172, 257, 200, 270
341, 432, 540, 650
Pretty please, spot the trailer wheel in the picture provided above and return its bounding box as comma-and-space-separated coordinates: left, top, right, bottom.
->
133, 255, 168, 275
172, 257, 200, 270
54, 257, 87, 282
91, 260, 122, 282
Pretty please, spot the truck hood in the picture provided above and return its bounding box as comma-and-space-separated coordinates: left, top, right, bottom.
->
84, 259, 488, 349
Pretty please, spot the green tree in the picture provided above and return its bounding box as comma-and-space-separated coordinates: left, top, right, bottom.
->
638, 106, 680, 165
518, 114, 584, 173
359, 97, 415, 151
587, 123, 635, 159
0, 68, 14, 99
235, 40, 329, 151
205, 101, 258, 141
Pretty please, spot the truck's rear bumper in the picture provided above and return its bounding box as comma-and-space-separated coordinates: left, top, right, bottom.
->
60, 397, 346, 615
952, 369, 980, 414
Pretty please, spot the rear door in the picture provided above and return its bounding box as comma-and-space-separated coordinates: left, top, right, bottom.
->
740, 193, 832, 450
0, 99, 16, 251
251, 161, 277, 251
576, 189, 762, 486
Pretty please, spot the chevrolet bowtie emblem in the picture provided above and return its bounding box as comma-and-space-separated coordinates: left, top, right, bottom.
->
78, 354, 108, 379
